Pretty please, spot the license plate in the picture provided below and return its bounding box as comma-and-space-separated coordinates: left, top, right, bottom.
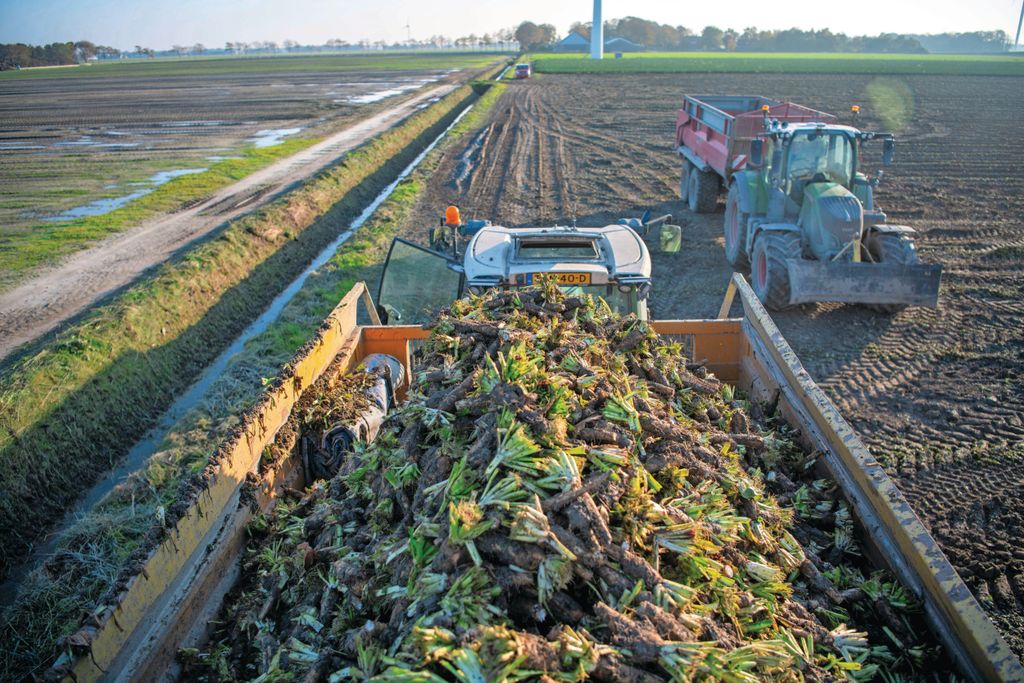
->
541, 272, 590, 285
511, 272, 592, 286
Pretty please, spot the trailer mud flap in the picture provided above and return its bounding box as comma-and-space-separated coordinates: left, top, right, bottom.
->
786, 260, 942, 307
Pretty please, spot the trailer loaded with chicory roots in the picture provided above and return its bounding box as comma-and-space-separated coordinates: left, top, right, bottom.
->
183, 279, 951, 682
676, 94, 942, 312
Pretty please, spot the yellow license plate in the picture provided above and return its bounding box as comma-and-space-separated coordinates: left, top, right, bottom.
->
541, 272, 591, 286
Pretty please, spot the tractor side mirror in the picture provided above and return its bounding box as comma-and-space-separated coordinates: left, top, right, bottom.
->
749, 139, 764, 168
882, 138, 895, 166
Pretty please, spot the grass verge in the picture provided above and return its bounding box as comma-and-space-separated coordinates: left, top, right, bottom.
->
0, 77, 483, 583
532, 51, 1024, 76
0, 74, 507, 681
0, 139, 315, 290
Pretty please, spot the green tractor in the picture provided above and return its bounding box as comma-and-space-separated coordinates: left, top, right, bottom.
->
724, 121, 942, 312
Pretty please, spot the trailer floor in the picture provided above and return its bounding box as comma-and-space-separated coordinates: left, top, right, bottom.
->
399, 72, 1024, 659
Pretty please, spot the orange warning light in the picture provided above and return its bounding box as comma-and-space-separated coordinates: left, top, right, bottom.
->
445, 205, 461, 226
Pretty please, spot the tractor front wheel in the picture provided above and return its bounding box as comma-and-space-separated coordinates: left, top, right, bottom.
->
687, 168, 719, 214
724, 183, 750, 270
865, 233, 920, 313
751, 232, 802, 310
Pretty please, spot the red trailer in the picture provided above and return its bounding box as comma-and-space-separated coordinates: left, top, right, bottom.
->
675, 95, 834, 212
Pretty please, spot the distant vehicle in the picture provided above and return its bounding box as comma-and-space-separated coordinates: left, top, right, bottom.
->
514, 63, 531, 79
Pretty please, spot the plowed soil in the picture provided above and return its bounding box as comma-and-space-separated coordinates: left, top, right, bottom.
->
397, 73, 1024, 659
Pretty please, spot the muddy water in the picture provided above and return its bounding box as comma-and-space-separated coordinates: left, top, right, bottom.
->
47, 168, 208, 220
0, 100, 477, 604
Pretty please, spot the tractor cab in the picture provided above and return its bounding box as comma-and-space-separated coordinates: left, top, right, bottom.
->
732, 118, 939, 312
748, 121, 897, 264
376, 210, 681, 325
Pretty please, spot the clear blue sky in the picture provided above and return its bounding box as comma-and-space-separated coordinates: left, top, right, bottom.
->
0, 0, 1019, 49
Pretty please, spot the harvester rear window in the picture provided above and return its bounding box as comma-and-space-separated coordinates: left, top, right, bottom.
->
516, 239, 599, 260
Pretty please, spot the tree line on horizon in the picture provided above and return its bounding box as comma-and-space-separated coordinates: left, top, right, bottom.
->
0, 29, 520, 70
516, 16, 1013, 54
0, 17, 1014, 71
0, 40, 123, 70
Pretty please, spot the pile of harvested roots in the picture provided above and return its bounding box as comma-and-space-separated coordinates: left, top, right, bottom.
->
183, 280, 940, 682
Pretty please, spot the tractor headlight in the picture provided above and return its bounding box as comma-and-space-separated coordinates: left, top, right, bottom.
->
618, 284, 633, 293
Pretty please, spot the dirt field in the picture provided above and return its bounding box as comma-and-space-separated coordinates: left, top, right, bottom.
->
0, 83, 460, 361
397, 72, 1024, 658
0, 64, 469, 229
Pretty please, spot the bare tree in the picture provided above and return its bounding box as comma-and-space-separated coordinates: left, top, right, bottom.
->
192, 43, 206, 54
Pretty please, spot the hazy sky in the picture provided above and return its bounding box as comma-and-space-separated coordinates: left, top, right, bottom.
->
1, 0, 1020, 49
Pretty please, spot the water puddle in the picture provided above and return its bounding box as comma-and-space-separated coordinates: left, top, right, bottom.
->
47, 168, 208, 221
340, 76, 442, 105
249, 127, 303, 148
158, 120, 230, 128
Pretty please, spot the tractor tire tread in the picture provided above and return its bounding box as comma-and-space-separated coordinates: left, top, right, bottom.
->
753, 232, 802, 311
688, 169, 719, 214
724, 183, 750, 270
865, 233, 920, 313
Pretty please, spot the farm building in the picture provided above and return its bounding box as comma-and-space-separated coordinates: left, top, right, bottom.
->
553, 31, 589, 52
553, 31, 645, 53
605, 36, 644, 52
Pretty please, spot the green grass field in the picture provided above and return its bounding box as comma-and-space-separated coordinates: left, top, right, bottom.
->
0, 52, 506, 80
533, 51, 1024, 76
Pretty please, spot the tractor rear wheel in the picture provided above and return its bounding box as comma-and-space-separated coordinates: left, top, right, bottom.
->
724, 183, 750, 270
865, 233, 920, 313
687, 168, 719, 214
751, 232, 802, 310
679, 160, 693, 202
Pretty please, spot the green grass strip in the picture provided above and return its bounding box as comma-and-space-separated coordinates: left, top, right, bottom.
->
0, 74, 491, 586
0, 139, 316, 291
0, 74, 507, 682
533, 51, 1024, 76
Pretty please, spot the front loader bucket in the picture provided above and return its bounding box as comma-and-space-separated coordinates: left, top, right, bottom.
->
786, 260, 943, 307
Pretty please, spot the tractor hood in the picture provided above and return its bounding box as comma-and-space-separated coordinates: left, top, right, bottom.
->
799, 183, 863, 261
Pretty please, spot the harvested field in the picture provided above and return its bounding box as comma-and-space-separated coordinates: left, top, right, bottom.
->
392, 72, 1024, 659
0, 53, 497, 285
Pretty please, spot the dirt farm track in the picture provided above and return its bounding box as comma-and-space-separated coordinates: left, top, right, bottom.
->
401, 72, 1024, 656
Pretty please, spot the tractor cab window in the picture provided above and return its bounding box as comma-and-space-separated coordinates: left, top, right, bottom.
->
785, 131, 854, 203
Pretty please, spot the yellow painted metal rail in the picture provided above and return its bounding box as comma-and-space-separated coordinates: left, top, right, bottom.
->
727, 273, 1023, 682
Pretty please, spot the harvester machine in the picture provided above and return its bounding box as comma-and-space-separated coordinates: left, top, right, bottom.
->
676, 95, 942, 312
375, 206, 682, 324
